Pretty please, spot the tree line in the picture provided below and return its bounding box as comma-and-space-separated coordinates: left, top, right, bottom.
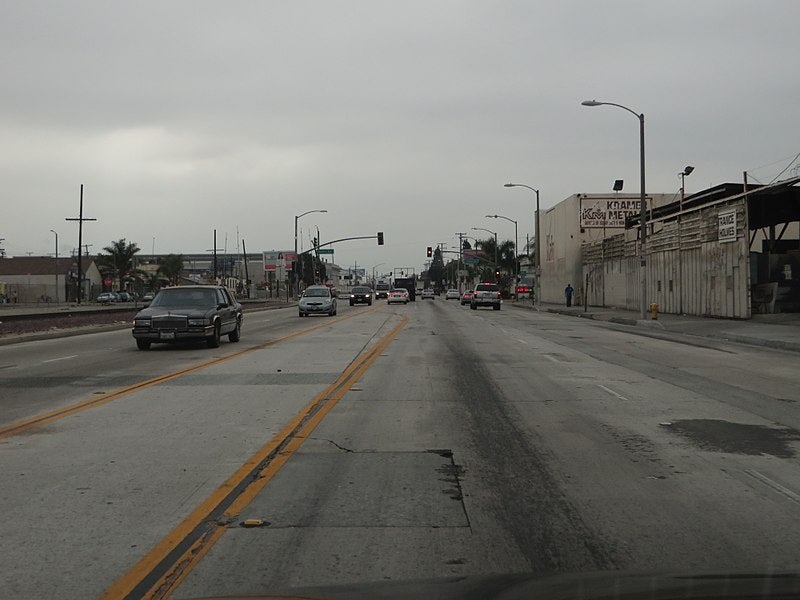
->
96, 239, 185, 291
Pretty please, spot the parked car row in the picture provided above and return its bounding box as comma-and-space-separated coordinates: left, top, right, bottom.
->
96, 291, 144, 303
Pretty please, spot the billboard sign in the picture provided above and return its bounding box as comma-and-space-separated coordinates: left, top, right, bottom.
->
263, 250, 294, 277
462, 248, 481, 265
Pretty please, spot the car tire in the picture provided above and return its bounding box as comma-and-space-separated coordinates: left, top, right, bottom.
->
470, 303, 477, 310
493, 304, 501, 311
228, 320, 241, 342
207, 322, 221, 348
136, 339, 151, 350
368, 300, 372, 306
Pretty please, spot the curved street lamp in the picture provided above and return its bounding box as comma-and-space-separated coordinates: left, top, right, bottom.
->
504, 183, 540, 307
471, 227, 498, 277
294, 209, 327, 295
485, 214, 518, 290
582, 99, 647, 319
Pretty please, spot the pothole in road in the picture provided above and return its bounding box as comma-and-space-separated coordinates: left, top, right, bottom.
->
666, 419, 800, 458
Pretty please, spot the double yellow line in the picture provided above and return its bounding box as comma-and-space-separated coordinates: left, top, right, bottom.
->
100, 314, 408, 600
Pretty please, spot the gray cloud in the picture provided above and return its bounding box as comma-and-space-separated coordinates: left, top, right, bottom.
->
2, 1, 798, 270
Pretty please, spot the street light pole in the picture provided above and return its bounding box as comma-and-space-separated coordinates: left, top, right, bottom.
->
486, 214, 518, 295
582, 99, 647, 319
504, 183, 540, 308
294, 209, 327, 296
50, 229, 59, 303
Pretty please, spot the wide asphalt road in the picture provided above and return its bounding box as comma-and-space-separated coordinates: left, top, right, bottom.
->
1, 298, 799, 599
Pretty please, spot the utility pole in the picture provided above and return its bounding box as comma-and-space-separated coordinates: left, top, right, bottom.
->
65, 184, 96, 304
242, 239, 250, 297
455, 232, 466, 291
206, 229, 224, 283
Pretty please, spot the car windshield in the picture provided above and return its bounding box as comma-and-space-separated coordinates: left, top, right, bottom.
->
303, 288, 330, 298
6, 4, 798, 599
150, 288, 218, 308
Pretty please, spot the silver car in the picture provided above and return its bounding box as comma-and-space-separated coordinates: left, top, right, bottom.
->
299, 285, 337, 317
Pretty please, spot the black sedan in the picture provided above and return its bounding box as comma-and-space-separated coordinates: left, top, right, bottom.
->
131, 285, 242, 350
349, 286, 373, 306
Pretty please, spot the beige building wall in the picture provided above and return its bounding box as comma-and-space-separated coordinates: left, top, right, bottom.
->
540, 193, 673, 305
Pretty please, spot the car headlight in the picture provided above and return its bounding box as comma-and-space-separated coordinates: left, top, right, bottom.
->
134, 319, 151, 327
188, 318, 207, 326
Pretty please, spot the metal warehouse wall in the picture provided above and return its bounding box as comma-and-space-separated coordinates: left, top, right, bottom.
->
583, 198, 750, 318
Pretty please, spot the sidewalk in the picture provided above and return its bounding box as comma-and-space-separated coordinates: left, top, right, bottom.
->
510, 300, 800, 353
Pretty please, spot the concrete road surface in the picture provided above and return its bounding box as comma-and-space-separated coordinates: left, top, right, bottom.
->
1, 299, 798, 599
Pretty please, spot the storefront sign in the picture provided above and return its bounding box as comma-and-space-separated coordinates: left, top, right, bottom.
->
718, 208, 737, 243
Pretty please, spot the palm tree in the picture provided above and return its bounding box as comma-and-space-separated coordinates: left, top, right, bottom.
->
97, 239, 140, 289
158, 254, 185, 286
476, 237, 498, 267
498, 240, 516, 274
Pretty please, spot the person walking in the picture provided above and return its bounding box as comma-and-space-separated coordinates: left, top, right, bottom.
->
564, 283, 574, 307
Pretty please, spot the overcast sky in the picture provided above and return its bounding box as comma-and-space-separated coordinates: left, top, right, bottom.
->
2, 1, 798, 275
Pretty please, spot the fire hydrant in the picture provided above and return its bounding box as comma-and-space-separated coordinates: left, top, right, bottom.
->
649, 303, 659, 320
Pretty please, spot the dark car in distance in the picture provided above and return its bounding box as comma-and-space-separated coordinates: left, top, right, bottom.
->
349, 286, 373, 306
131, 285, 242, 350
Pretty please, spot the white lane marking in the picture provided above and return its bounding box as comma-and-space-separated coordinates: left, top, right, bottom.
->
516, 338, 528, 345
543, 354, 560, 363
745, 470, 800, 505
43, 354, 79, 364
598, 384, 629, 401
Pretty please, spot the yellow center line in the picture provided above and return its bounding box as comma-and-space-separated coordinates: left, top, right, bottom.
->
100, 314, 408, 600
0, 312, 360, 441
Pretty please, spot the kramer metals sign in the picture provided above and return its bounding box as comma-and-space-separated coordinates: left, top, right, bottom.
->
579, 197, 643, 228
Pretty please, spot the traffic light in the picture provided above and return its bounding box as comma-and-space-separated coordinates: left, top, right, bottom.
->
426, 246, 432, 257
377, 231, 384, 245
